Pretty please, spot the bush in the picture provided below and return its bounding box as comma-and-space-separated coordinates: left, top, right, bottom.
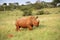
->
36, 10, 50, 15
36, 10, 44, 15
23, 10, 32, 16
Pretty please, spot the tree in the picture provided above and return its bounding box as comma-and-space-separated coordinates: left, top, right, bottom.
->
9, 3, 16, 10
33, 2, 44, 9
14, 3, 19, 9
15, 3, 19, 6
26, 1, 31, 5
3, 3, 7, 11
52, 0, 60, 6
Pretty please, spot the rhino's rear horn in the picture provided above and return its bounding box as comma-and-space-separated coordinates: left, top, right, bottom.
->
35, 16, 38, 19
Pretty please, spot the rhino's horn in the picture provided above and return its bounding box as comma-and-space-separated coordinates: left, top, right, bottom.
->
35, 16, 38, 19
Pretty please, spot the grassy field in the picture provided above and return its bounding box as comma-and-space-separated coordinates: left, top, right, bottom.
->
0, 8, 60, 40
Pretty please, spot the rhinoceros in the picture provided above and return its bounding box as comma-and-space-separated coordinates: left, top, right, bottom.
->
15, 16, 39, 31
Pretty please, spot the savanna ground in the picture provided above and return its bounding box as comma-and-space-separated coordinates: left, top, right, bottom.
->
0, 7, 60, 40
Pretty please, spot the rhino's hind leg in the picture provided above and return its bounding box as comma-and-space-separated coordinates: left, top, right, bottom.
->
16, 26, 19, 31
16, 25, 21, 31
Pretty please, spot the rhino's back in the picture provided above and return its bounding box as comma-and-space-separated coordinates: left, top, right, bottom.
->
16, 17, 32, 27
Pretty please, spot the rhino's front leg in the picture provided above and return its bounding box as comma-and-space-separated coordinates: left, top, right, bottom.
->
27, 25, 33, 30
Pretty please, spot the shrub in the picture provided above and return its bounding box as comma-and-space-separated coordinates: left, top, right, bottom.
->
36, 10, 50, 15
36, 10, 44, 15
23, 10, 32, 16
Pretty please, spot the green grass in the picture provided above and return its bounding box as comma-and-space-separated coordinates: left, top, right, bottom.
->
0, 8, 60, 40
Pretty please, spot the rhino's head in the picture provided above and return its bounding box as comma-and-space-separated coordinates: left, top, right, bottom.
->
30, 16, 39, 27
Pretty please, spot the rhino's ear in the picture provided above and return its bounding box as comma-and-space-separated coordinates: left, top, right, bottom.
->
35, 16, 38, 19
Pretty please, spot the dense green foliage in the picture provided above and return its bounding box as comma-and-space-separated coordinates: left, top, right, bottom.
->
0, 1, 54, 11
0, 0, 60, 11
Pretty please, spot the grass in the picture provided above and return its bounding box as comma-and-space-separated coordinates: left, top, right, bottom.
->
0, 7, 60, 40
